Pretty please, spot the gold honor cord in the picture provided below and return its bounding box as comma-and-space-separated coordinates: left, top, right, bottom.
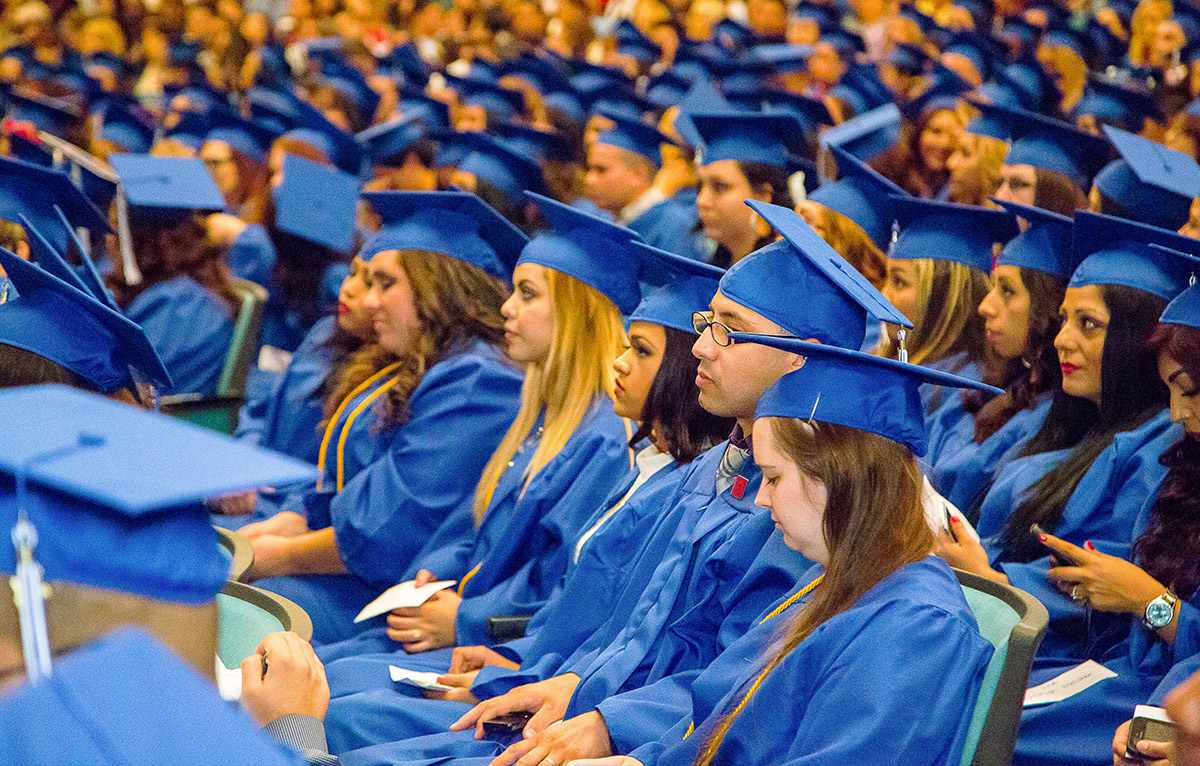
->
316, 361, 404, 491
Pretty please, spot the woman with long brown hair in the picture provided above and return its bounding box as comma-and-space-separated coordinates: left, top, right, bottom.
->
570, 334, 996, 766
230, 191, 527, 645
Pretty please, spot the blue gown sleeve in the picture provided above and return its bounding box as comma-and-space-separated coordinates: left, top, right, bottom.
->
235, 366, 279, 447
454, 423, 634, 646
330, 350, 523, 589
225, 223, 277, 289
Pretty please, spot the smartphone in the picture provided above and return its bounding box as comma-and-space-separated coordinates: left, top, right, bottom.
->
481, 711, 533, 743
1031, 524, 1079, 566
944, 506, 958, 543
1125, 705, 1175, 760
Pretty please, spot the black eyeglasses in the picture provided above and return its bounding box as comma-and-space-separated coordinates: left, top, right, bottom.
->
692, 311, 734, 347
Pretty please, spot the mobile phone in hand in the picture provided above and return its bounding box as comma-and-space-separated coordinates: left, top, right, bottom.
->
1031, 524, 1079, 566
1125, 705, 1175, 761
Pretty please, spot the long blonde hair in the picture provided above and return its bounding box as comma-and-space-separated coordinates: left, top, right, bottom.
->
880, 258, 990, 366
695, 419, 930, 766
472, 267, 628, 524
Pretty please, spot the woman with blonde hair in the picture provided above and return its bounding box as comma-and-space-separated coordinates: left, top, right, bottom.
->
373, 192, 639, 654
570, 334, 997, 766
880, 197, 1016, 412
231, 192, 528, 645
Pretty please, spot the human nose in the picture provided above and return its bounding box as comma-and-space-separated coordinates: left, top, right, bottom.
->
500, 292, 517, 320
978, 288, 999, 319
613, 347, 632, 375
362, 285, 380, 310
693, 327, 717, 360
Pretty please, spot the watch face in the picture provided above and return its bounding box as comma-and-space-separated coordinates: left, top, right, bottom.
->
1147, 600, 1174, 627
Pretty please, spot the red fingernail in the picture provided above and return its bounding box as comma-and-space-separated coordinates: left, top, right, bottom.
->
1085, 540, 1095, 550
950, 516, 959, 523
1038, 534, 1047, 542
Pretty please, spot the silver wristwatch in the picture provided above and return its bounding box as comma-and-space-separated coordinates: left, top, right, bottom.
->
1144, 591, 1179, 630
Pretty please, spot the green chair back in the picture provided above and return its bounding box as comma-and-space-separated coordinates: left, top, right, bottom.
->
216, 581, 314, 670
214, 526, 255, 583
956, 569, 1049, 766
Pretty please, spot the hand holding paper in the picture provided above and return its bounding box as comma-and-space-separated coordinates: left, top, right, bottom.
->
355, 579, 457, 623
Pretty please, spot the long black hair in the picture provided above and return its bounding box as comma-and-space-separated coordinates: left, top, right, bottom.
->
998, 284, 1169, 560
630, 326, 734, 463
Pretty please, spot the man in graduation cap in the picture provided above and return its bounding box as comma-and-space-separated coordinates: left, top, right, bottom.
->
0, 385, 338, 764
584, 107, 707, 261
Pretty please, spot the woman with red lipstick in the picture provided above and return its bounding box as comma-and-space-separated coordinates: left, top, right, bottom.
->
926, 201, 1069, 512
230, 192, 527, 645
984, 286, 1200, 765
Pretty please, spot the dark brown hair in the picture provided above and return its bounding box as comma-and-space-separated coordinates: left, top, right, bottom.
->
108, 214, 240, 314
1032, 167, 1089, 217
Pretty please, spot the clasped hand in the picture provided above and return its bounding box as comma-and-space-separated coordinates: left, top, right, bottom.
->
387, 569, 461, 653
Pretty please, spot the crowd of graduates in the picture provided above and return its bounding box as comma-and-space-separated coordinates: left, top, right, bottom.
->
9, 0, 1200, 762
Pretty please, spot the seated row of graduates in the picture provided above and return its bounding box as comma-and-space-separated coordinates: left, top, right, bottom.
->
189, 174, 1200, 764
5, 170, 1200, 764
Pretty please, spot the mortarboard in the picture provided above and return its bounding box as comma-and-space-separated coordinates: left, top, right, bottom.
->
1070, 211, 1200, 301
203, 113, 281, 165
519, 192, 644, 313
819, 102, 901, 161
759, 85, 833, 134
645, 71, 692, 108
443, 73, 526, 123
1092, 124, 1200, 231
809, 144, 908, 248
901, 75, 972, 122
1160, 280, 1200, 328
0, 629, 308, 765
614, 18, 662, 64
0, 156, 111, 253
629, 240, 724, 333
718, 200, 911, 351
942, 30, 1002, 83
988, 102, 1112, 187
109, 155, 226, 226
2, 88, 81, 136
828, 62, 893, 117
0, 248, 171, 394
992, 199, 1075, 279
273, 153, 358, 255
567, 59, 633, 94
0, 384, 317, 603
1073, 75, 1163, 132
886, 43, 931, 76
247, 86, 303, 133
490, 121, 576, 163
291, 99, 365, 176
357, 117, 428, 166
593, 107, 673, 166
454, 131, 547, 201
685, 110, 804, 168
732, 333, 1000, 455
7, 132, 53, 166
747, 43, 813, 74
889, 196, 1019, 274
361, 190, 528, 278
397, 86, 452, 129
96, 100, 155, 154
51, 204, 119, 311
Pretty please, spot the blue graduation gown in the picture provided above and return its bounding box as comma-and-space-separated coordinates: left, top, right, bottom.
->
125, 275, 235, 396
317, 452, 686, 746
325, 442, 794, 759
1013, 453, 1200, 765
226, 222, 277, 290
235, 315, 337, 464
990, 411, 1179, 666
638, 557, 992, 766
0, 628, 307, 766
931, 393, 1053, 512
254, 341, 524, 644
625, 197, 707, 262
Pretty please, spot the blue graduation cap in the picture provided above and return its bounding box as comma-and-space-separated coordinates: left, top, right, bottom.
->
577, 81, 654, 121
109, 155, 226, 225
992, 199, 1074, 279
162, 109, 207, 150
0, 629, 309, 765
1001, 59, 1062, 115
828, 63, 893, 117
1041, 27, 1091, 61
455, 131, 547, 201
1, 88, 81, 135
901, 75, 972, 121
21, 212, 92, 296
7, 132, 53, 166
0, 384, 317, 603
361, 190, 528, 278
795, 1, 841, 30
1092, 125, 1200, 231
809, 144, 908, 248
1071, 211, 1200, 301
997, 103, 1112, 187
593, 107, 673, 166
747, 43, 813, 73
614, 18, 662, 64
0, 157, 112, 253
543, 90, 586, 124
685, 110, 804, 168
712, 17, 755, 51
96, 100, 154, 154
1074, 75, 1163, 132
821, 28, 865, 57
0, 248, 171, 394
629, 240, 724, 333
942, 30, 1001, 82
732, 333, 999, 454
204, 113, 281, 165
1160, 280, 1200, 329
645, 70, 692, 109
886, 42, 931, 75
273, 153, 358, 255
444, 73, 526, 123
674, 74, 730, 120
247, 86, 303, 133
760, 85, 833, 134
498, 52, 574, 95
317, 66, 381, 122
889, 196, 1018, 274
519, 192, 643, 313
719, 200, 911, 351
291, 99, 364, 175
490, 121, 575, 163
357, 117, 428, 166
397, 86, 452, 129
567, 60, 633, 94
819, 102, 901, 161
50, 204, 119, 311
